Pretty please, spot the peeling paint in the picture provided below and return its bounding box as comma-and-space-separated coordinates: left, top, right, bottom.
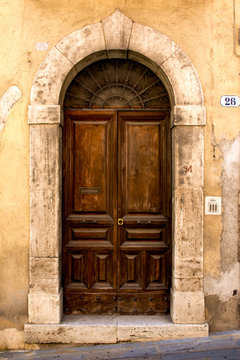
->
0, 86, 22, 133
220, 135, 240, 272
205, 295, 240, 332
204, 262, 239, 302
204, 135, 240, 329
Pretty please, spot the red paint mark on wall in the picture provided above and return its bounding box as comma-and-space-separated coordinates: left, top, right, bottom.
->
183, 165, 192, 173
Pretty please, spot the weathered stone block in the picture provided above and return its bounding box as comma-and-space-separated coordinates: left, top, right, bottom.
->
29, 277, 61, 294
172, 105, 206, 126
172, 256, 203, 279
28, 105, 62, 125
28, 290, 63, 324
30, 47, 73, 105
30, 257, 59, 279
118, 316, 208, 341
56, 23, 105, 66
170, 289, 205, 324
30, 187, 61, 258
172, 126, 204, 189
172, 188, 203, 259
103, 9, 132, 51
172, 277, 203, 292
25, 317, 118, 343
30, 125, 62, 190
129, 22, 178, 67
161, 48, 203, 105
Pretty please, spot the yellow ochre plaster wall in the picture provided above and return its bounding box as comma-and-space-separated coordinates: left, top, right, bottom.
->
0, 0, 239, 349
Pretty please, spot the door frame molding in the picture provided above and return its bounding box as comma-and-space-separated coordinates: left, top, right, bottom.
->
27, 10, 206, 327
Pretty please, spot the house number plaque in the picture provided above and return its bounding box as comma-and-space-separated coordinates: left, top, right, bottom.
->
80, 187, 101, 194
220, 95, 240, 107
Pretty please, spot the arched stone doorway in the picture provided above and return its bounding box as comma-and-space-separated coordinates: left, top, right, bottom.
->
26, 10, 207, 343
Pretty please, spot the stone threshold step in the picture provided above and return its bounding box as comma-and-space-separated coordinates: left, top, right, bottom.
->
25, 315, 209, 344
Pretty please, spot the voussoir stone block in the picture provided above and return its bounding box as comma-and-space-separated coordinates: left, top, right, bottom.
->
28, 290, 63, 324
28, 105, 62, 125
30, 187, 61, 257
161, 48, 203, 105
172, 105, 206, 126
170, 289, 205, 324
103, 9, 132, 51
129, 22, 178, 66
30, 47, 74, 105
56, 22, 106, 66
30, 125, 62, 190
172, 188, 203, 260
172, 126, 204, 189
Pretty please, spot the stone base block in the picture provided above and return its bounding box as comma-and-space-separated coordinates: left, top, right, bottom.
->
117, 316, 208, 342
28, 290, 63, 324
24, 315, 208, 344
25, 316, 118, 344
170, 289, 205, 324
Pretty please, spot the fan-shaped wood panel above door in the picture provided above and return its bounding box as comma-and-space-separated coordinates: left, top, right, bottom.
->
64, 58, 170, 110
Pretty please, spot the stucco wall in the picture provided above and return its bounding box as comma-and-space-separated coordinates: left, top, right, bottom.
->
0, 0, 239, 349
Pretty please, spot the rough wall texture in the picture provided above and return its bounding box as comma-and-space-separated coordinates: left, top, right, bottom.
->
205, 136, 240, 331
0, 0, 239, 349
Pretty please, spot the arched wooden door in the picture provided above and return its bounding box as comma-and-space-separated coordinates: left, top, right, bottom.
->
62, 59, 171, 315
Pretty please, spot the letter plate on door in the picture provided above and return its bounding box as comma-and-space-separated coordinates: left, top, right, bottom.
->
80, 187, 101, 194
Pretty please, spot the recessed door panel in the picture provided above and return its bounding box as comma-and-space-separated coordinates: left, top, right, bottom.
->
73, 120, 112, 214
123, 122, 161, 213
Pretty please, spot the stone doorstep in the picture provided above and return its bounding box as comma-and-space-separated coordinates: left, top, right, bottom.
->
24, 315, 209, 344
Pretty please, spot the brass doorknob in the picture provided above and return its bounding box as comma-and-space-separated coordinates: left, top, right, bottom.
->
118, 218, 124, 225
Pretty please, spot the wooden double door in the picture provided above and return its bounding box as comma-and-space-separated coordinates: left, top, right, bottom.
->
63, 110, 171, 315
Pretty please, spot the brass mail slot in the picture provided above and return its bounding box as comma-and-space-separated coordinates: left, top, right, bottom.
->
80, 187, 101, 194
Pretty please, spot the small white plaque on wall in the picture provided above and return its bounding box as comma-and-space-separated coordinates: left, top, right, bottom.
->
220, 95, 240, 107
205, 196, 221, 215
35, 42, 48, 51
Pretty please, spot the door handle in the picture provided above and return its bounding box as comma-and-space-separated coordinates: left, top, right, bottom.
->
118, 218, 124, 225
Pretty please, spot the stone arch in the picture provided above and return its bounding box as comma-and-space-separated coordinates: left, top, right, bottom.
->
26, 10, 207, 342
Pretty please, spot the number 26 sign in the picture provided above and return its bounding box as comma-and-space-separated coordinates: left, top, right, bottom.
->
220, 95, 240, 107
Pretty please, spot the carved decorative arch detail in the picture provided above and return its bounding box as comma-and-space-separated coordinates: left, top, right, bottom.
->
64, 58, 170, 109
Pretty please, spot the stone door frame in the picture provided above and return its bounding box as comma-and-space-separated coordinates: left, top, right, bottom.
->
28, 10, 206, 325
